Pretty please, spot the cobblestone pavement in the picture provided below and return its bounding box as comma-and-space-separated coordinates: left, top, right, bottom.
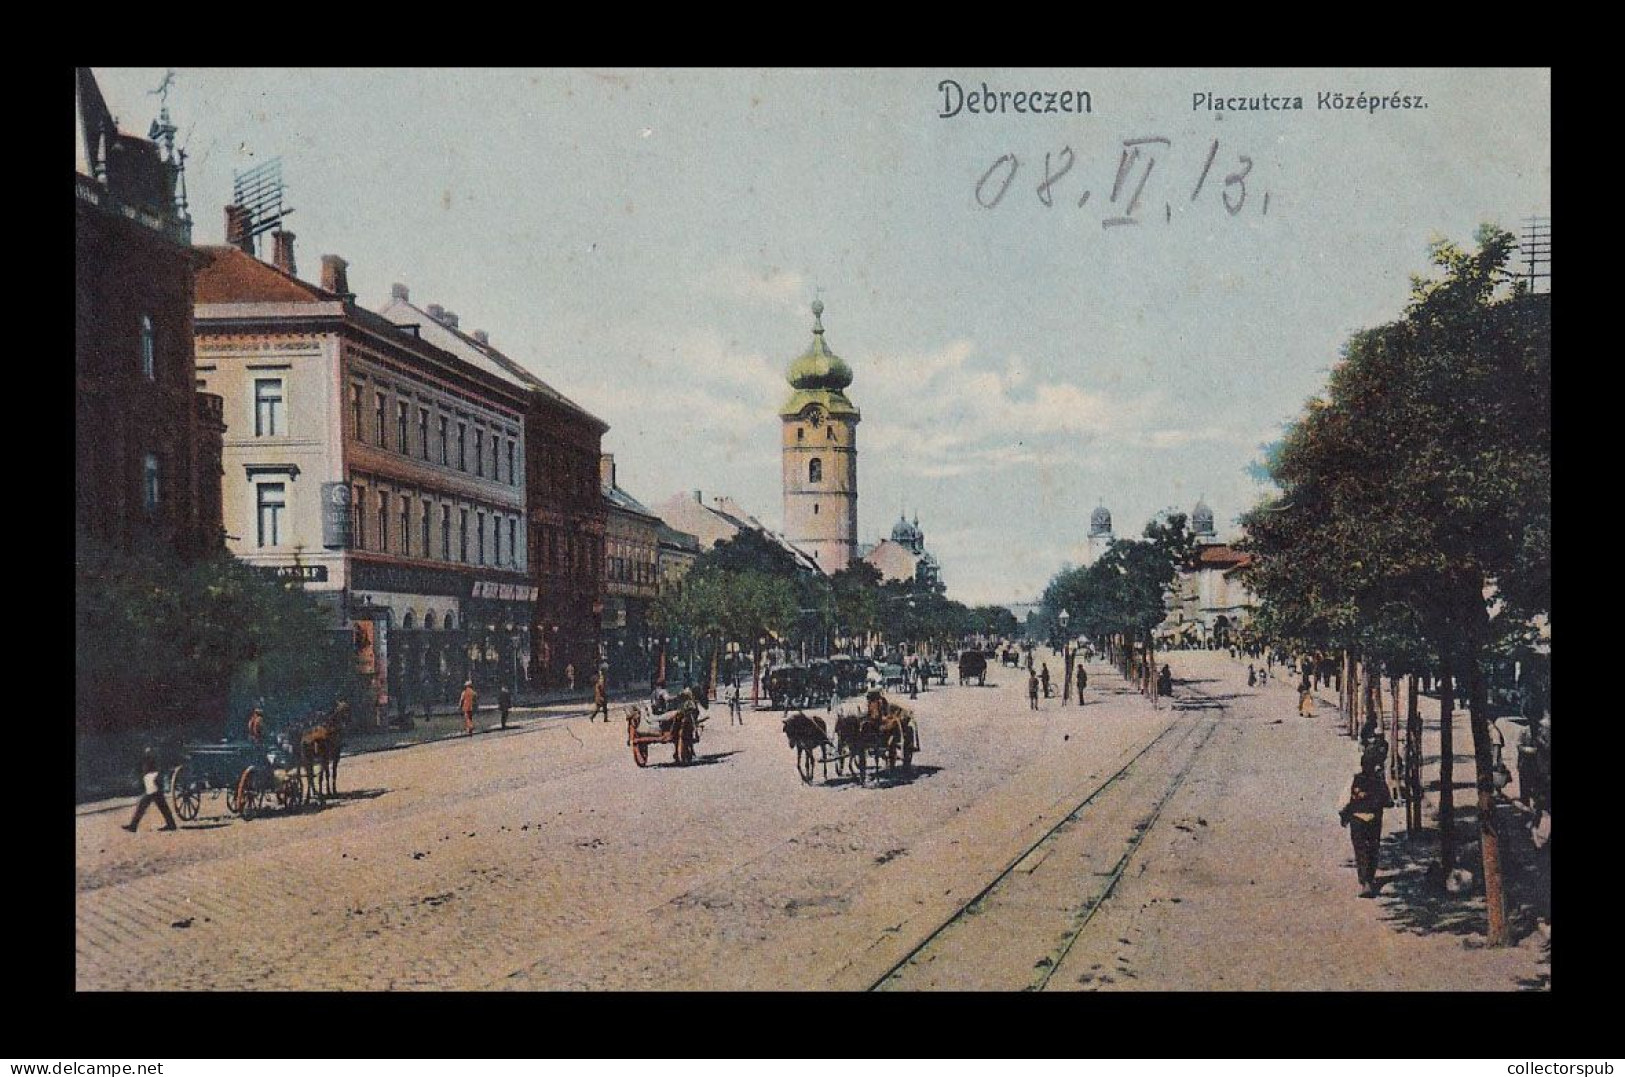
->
76, 651, 1548, 991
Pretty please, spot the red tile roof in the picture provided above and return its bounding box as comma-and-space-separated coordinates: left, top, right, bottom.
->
194, 246, 336, 304
1194, 544, 1252, 568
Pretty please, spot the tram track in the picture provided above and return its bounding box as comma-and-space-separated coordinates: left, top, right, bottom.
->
868, 681, 1226, 991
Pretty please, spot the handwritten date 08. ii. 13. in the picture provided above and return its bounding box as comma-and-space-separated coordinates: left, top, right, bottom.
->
974, 137, 1269, 226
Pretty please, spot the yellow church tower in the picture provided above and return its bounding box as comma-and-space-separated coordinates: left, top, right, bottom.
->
781, 299, 860, 573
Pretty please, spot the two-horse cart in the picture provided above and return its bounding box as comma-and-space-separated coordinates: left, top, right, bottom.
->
782, 697, 920, 785
626, 703, 704, 766
169, 738, 305, 822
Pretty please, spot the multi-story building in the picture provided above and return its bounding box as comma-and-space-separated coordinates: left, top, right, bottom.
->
76, 68, 223, 560
599, 453, 663, 686
656, 523, 701, 597
859, 513, 943, 589
377, 288, 608, 690
1159, 500, 1257, 648
194, 232, 535, 720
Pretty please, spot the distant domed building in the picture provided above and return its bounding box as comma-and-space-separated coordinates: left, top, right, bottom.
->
1192, 497, 1217, 544
862, 511, 942, 588
1159, 498, 1257, 649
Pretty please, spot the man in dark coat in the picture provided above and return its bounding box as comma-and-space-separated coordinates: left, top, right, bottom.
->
1339, 751, 1394, 897
1076, 662, 1087, 705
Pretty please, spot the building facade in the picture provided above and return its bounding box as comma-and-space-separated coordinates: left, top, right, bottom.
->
599, 454, 663, 686
1085, 504, 1114, 565
76, 68, 223, 561
861, 513, 943, 588
1159, 500, 1258, 647
376, 288, 608, 692
781, 300, 860, 574
194, 237, 535, 720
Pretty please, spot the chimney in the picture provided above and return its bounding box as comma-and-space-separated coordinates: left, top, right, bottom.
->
693, 490, 702, 503
426, 304, 445, 321
320, 255, 351, 299
600, 453, 616, 492
224, 204, 254, 255
391, 282, 410, 301
442, 311, 459, 328
473, 330, 489, 345
271, 230, 297, 276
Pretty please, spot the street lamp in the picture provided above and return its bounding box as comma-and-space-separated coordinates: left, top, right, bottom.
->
1058, 609, 1072, 701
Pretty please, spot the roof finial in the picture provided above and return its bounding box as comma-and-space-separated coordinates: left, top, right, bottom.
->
811, 293, 824, 335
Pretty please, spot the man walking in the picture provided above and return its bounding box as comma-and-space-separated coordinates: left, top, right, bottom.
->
591, 671, 610, 723
497, 684, 512, 730
122, 748, 177, 833
459, 680, 478, 737
1039, 663, 1051, 699
1298, 670, 1315, 717
728, 680, 744, 725
1028, 669, 1040, 710
1076, 662, 1087, 705
1339, 748, 1394, 897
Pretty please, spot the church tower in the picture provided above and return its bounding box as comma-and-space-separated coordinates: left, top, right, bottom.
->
782, 299, 860, 573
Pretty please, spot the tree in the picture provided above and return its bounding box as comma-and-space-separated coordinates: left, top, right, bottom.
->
1241, 226, 1550, 945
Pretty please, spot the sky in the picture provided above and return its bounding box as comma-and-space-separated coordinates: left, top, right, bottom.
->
89, 68, 1551, 606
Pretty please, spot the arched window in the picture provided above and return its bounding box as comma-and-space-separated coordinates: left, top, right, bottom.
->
402, 611, 417, 630
808, 458, 823, 484
140, 315, 155, 380
444, 611, 458, 632
424, 610, 438, 631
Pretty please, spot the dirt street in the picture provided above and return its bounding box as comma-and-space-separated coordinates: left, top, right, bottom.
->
76, 650, 1547, 991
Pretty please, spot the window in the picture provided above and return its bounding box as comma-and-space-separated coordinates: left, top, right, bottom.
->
475, 429, 485, 477
827, 427, 836, 440
377, 491, 389, 553
375, 393, 387, 448
351, 385, 363, 437
256, 483, 285, 547
254, 378, 284, 437
140, 315, 156, 380
397, 402, 409, 452
509, 518, 518, 567
809, 458, 823, 483
438, 417, 449, 465
353, 485, 366, 549
507, 441, 516, 486
477, 510, 487, 565
441, 505, 451, 561
400, 496, 411, 557
492, 435, 500, 479
492, 513, 500, 565
421, 502, 431, 559
796, 427, 804, 442
419, 408, 430, 460
458, 422, 467, 471
142, 452, 160, 513
459, 508, 469, 562
813, 502, 820, 515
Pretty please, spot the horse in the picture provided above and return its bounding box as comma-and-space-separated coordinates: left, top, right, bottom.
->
298, 701, 349, 802
862, 691, 920, 773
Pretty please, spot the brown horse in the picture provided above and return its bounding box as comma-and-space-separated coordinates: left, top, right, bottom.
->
299, 701, 349, 801
856, 692, 920, 773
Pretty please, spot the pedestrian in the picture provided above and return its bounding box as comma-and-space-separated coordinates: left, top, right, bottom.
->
1247, 664, 1257, 687
1339, 748, 1394, 897
565, 662, 577, 692
1040, 663, 1051, 699
1076, 662, 1087, 705
591, 671, 610, 723
1298, 671, 1315, 717
1258, 666, 1268, 686
459, 680, 478, 737
246, 704, 266, 746
122, 748, 177, 833
1028, 669, 1040, 710
1158, 664, 1173, 697
727, 680, 744, 725
497, 684, 512, 730
651, 679, 669, 715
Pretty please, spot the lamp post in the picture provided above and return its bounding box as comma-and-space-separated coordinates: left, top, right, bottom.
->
1058, 609, 1072, 701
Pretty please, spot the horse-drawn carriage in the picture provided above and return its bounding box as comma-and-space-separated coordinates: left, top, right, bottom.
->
1000, 648, 1021, 668
781, 691, 920, 784
958, 649, 989, 686
625, 697, 705, 766
829, 655, 869, 699
169, 737, 304, 822
766, 663, 829, 710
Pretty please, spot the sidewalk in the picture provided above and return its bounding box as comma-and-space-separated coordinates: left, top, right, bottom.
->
1190, 651, 1551, 955
1054, 649, 1548, 989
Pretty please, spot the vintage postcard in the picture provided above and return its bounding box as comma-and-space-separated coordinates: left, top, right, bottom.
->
74, 67, 1550, 992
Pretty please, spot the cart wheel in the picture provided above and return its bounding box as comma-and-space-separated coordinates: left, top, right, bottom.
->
171, 765, 200, 822
797, 746, 816, 784
235, 767, 258, 820
225, 778, 241, 816
631, 739, 649, 768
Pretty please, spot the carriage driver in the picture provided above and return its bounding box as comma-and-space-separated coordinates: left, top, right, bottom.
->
247, 705, 266, 745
